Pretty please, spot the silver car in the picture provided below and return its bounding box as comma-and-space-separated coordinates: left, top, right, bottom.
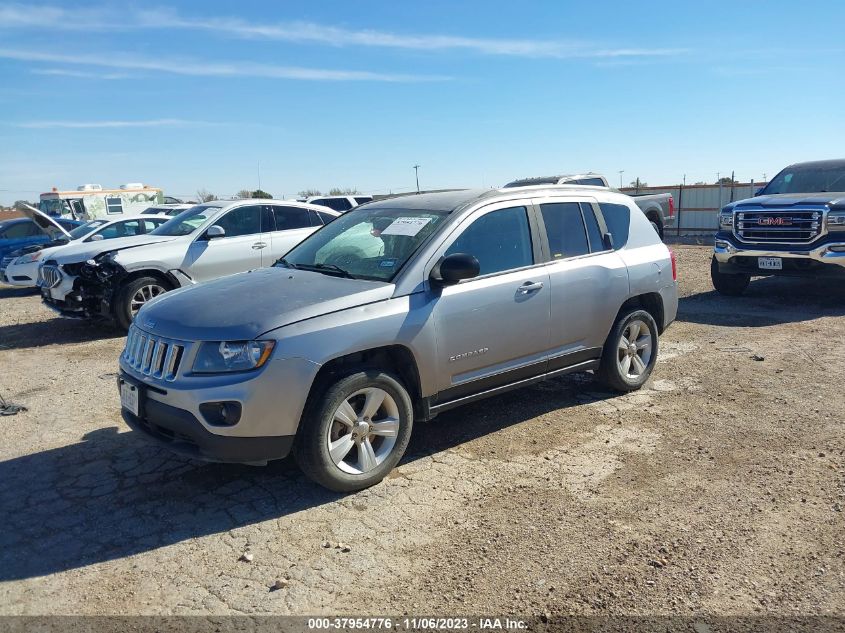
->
118, 187, 678, 492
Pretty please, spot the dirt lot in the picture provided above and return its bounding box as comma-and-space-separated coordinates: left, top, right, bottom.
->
0, 245, 843, 617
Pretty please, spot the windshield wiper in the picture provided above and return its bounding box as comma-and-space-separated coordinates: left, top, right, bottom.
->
277, 257, 298, 269
296, 262, 355, 278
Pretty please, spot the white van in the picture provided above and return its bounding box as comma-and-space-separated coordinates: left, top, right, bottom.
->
39, 183, 164, 221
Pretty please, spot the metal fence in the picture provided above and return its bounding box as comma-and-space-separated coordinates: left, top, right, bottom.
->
620, 182, 766, 235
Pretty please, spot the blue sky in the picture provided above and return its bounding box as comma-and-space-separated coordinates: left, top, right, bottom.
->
1, 0, 843, 204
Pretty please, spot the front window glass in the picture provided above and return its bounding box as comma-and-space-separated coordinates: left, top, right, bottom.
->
94, 219, 144, 240
39, 199, 68, 216
280, 207, 447, 281
445, 206, 533, 275
68, 220, 106, 240
151, 205, 218, 236
763, 164, 845, 194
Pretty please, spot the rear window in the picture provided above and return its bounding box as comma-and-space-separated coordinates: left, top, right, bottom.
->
354, 197, 373, 205
313, 198, 353, 212
598, 203, 631, 249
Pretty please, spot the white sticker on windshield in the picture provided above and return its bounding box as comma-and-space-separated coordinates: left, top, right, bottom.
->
380, 217, 431, 237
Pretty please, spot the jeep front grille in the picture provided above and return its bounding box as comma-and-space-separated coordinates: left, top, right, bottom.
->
123, 326, 185, 381
38, 265, 62, 288
734, 208, 822, 244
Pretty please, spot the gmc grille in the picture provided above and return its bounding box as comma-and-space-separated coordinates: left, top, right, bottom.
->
123, 326, 185, 381
734, 208, 822, 244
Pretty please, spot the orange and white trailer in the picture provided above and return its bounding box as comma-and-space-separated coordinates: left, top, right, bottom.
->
39, 183, 164, 220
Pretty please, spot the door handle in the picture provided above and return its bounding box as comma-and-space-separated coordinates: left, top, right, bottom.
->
517, 281, 544, 294
252, 242, 268, 250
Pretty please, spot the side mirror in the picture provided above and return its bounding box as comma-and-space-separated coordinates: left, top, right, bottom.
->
431, 253, 481, 285
89, 234, 104, 241
603, 232, 614, 250
754, 187, 765, 197
205, 225, 226, 239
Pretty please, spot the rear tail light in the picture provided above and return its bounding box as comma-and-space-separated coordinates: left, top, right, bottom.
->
670, 249, 678, 281
668, 196, 675, 218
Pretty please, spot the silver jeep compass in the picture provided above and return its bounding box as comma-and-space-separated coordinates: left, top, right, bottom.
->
118, 186, 678, 492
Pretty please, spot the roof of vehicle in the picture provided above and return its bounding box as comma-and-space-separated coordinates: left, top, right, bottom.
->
783, 159, 845, 170
504, 174, 607, 188
198, 198, 342, 213
306, 195, 372, 200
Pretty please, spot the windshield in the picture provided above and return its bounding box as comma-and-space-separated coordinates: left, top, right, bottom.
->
150, 204, 217, 236
279, 206, 448, 281
39, 199, 70, 216
67, 220, 106, 240
762, 164, 845, 195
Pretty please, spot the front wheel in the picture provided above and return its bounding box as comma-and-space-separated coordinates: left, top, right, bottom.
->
294, 370, 414, 492
115, 276, 170, 330
710, 256, 750, 296
597, 309, 659, 392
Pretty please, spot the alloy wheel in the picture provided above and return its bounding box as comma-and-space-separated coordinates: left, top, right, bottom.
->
327, 387, 400, 475
616, 319, 653, 379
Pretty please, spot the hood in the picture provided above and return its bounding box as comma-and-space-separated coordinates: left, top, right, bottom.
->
21, 204, 72, 240
50, 234, 177, 264
136, 266, 394, 341
728, 192, 845, 211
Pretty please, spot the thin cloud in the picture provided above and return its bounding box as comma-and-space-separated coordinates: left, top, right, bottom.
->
0, 48, 449, 82
31, 68, 131, 80
16, 119, 217, 129
0, 3, 689, 60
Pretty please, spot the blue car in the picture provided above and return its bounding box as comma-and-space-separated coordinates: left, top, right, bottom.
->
0, 216, 84, 272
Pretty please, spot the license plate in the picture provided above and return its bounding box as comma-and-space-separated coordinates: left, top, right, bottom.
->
758, 257, 782, 270
120, 381, 140, 417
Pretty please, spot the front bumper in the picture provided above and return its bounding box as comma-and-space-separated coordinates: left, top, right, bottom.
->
714, 235, 845, 276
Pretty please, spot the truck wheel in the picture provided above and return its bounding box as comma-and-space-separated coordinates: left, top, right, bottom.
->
295, 370, 413, 493
597, 309, 659, 392
115, 276, 171, 330
648, 215, 664, 239
710, 257, 749, 296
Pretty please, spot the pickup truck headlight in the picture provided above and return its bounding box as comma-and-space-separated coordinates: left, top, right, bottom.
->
718, 211, 734, 228
192, 341, 275, 373
827, 211, 845, 230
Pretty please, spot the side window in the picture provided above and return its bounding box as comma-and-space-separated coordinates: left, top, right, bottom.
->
105, 197, 123, 214
354, 197, 373, 205
214, 205, 262, 238
575, 178, 605, 187
3, 221, 37, 238
598, 203, 631, 249
271, 206, 312, 231
308, 210, 324, 226
580, 203, 606, 252
143, 219, 167, 232
445, 206, 533, 276
540, 202, 590, 259
318, 211, 338, 224
316, 198, 352, 212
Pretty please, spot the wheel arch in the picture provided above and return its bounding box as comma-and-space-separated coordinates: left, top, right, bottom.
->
617, 292, 665, 334
308, 344, 425, 419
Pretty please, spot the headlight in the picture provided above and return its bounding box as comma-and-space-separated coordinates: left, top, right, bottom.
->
192, 340, 276, 373
16, 251, 44, 264
827, 211, 845, 230
719, 210, 734, 227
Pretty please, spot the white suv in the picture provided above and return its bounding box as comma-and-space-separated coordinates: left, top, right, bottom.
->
304, 195, 373, 213
40, 199, 339, 329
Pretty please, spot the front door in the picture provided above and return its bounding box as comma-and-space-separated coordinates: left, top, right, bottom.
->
185, 204, 265, 282
431, 204, 551, 403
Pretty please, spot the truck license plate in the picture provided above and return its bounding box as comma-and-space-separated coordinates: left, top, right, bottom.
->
120, 381, 140, 417
758, 257, 782, 270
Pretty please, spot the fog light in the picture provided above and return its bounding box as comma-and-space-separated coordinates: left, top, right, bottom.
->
199, 401, 242, 426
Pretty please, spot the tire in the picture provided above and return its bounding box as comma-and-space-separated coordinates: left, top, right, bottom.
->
710, 256, 750, 296
294, 370, 414, 493
648, 216, 664, 240
114, 276, 171, 331
597, 309, 659, 392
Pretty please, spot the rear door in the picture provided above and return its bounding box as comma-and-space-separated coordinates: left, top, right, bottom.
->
430, 202, 551, 401
184, 205, 264, 282
533, 197, 629, 365
266, 204, 319, 263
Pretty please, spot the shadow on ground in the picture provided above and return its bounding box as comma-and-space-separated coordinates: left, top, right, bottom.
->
0, 372, 613, 581
0, 318, 123, 351
679, 276, 845, 327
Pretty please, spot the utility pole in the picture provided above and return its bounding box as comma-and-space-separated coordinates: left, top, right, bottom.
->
413, 165, 420, 193
618, 170, 625, 188
257, 160, 262, 192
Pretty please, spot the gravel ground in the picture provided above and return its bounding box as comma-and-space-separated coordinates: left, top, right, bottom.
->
0, 245, 843, 617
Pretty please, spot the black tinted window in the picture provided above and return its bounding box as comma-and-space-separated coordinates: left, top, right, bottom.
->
599, 203, 631, 249
354, 197, 373, 205
317, 211, 338, 224
271, 206, 311, 230
540, 202, 590, 259
215, 205, 262, 238
2, 221, 37, 238
314, 198, 352, 212
446, 206, 533, 275
580, 203, 605, 252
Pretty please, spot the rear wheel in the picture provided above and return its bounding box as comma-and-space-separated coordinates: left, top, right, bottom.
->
115, 276, 171, 330
710, 256, 750, 296
294, 370, 414, 492
648, 215, 664, 239
597, 309, 659, 392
